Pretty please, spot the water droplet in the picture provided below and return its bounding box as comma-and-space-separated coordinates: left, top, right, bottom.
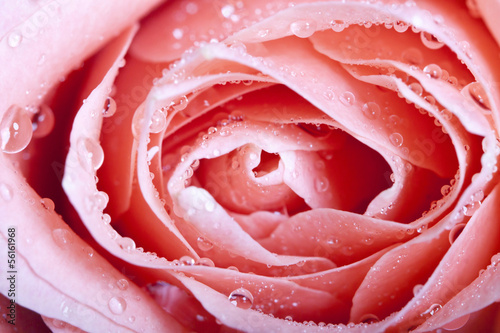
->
331, 20, 346, 32
8, 32, 22, 48
1, 105, 33, 153
52, 228, 73, 247
228, 288, 253, 309
389, 133, 403, 147
197, 257, 215, 267
150, 109, 167, 133
102, 97, 117, 118
88, 191, 109, 211
393, 21, 409, 33
197, 236, 214, 251
0, 183, 13, 201
422, 303, 442, 317
420, 32, 444, 49
361, 102, 380, 120
408, 82, 423, 96
339, 92, 355, 106
423, 64, 442, 79
77, 137, 104, 171
462, 201, 481, 216
117, 237, 136, 252
221, 4, 234, 18
290, 20, 316, 38
179, 255, 196, 265
108, 296, 127, 315
116, 279, 129, 291
31, 104, 55, 138
128, 316, 136, 323
219, 126, 232, 137
413, 284, 423, 296
314, 176, 329, 193
172, 96, 189, 112
441, 185, 451, 196
448, 223, 466, 244
41, 197, 55, 211
468, 82, 491, 111
360, 314, 379, 324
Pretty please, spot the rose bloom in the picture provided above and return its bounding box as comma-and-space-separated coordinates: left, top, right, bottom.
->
1, 0, 500, 332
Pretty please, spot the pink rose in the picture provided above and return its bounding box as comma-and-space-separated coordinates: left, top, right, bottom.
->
1, 0, 499, 332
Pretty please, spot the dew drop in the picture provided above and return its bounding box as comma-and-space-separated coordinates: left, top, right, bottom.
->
393, 21, 409, 33
219, 126, 232, 137
52, 228, 73, 247
172, 96, 189, 112
1, 105, 33, 153
197, 257, 215, 267
128, 316, 136, 323
413, 284, 423, 296
448, 223, 466, 244
331, 20, 346, 32
423, 64, 442, 79
408, 82, 423, 96
117, 279, 129, 291
422, 303, 442, 317
8, 32, 22, 48
420, 32, 444, 49
102, 97, 117, 118
0, 183, 13, 202
108, 296, 127, 315
468, 82, 491, 111
31, 104, 55, 138
197, 236, 214, 251
360, 314, 379, 324
340, 92, 355, 106
117, 237, 136, 252
290, 20, 316, 38
41, 197, 55, 211
179, 255, 196, 265
362, 102, 380, 120
462, 201, 481, 216
228, 288, 253, 309
314, 176, 329, 193
389, 133, 404, 147
150, 109, 167, 133
77, 137, 104, 171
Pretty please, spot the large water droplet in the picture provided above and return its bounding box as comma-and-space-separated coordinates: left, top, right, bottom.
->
0, 183, 13, 202
172, 96, 189, 112
331, 20, 346, 32
77, 137, 104, 171
1, 105, 33, 154
362, 102, 380, 120
393, 21, 409, 33
389, 133, 404, 147
108, 296, 127, 315
8, 32, 22, 48
41, 197, 55, 211
420, 32, 444, 49
315, 176, 329, 193
179, 255, 196, 265
290, 20, 316, 38
423, 64, 442, 79
117, 279, 129, 291
150, 109, 167, 133
117, 237, 136, 252
422, 303, 442, 317
197, 257, 215, 267
339, 92, 355, 106
468, 82, 491, 111
31, 104, 55, 138
197, 236, 214, 251
408, 82, 423, 96
52, 228, 73, 247
412, 284, 423, 296
102, 97, 117, 118
228, 288, 253, 309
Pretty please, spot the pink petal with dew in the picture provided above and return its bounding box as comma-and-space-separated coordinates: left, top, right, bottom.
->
0, 157, 184, 332
0, 0, 164, 116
